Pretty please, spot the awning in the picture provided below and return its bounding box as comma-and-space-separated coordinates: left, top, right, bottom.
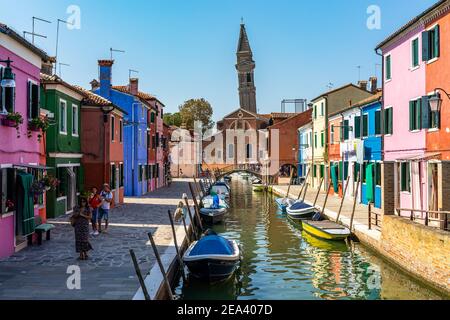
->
396, 152, 441, 162
13, 164, 53, 170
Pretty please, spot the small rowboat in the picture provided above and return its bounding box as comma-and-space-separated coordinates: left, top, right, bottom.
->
286, 201, 316, 220
202, 195, 229, 209
183, 233, 240, 282
275, 198, 294, 213
252, 184, 265, 192
200, 207, 227, 224
301, 220, 351, 241
211, 184, 230, 198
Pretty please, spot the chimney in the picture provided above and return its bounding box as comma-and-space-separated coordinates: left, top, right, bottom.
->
41, 57, 56, 76
98, 59, 114, 99
90, 79, 100, 91
369, 76, 378, 94
358, 80, 368, 91
129, 78, 139, 95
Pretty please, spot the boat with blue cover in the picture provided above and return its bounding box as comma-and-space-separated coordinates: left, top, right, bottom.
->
200, 194, 227, 224
286, 201, 317, 219
183, 232, 240, 281
275, 197, 294, 212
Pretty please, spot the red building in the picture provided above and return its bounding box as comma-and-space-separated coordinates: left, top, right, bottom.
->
76, 86, 126, 206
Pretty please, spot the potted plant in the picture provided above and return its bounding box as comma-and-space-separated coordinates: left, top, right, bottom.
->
5, 199, 15, 213
30, 180, 46, 196
42, 175, 60, 191
28, 116, 50, 142
1, 112, 23, 137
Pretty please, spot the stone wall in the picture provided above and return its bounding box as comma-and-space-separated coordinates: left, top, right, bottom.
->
378, 215, 450, 294
381, 161, 395, 216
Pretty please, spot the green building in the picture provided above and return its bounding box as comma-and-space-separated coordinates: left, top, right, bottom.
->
40, 73, 85, 218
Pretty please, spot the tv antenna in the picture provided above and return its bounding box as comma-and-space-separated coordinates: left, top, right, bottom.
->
326, 82, 334, 91
110, 48, 125, 60
58, 62, 70, 78
32, 16, 51, 44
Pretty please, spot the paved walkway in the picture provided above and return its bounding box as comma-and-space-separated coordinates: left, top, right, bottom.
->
272, 184, 382, 241
0, 180, 192, 300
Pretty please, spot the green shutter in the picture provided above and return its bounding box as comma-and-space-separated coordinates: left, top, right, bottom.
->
314, 106, 317, 119
409, 101, 414, 131
363, 114, 368, 137
354, 116, 361, 138
417, 99, 422, 130
386, 55, 391, 80
422, 31, 430, 61
313, 165, 317, 177
344, 161, 349, 180
434, 25, 440, 58
375, 110, 381, 135
384, 108, 393, 135
339, 161, 343, 181
321, 131, 324, 147
421, 96, 430, 129
412, 39, 419, 67
330, 125, 334, 143
344, 120, 349, 140
354, 163, 360, 182
320, 165, 324, 178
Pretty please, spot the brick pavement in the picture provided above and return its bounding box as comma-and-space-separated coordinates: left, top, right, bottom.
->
0, 180, 192, 300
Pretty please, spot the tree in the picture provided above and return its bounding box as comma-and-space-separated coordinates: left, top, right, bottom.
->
163, 112, 182, 127
179, 98, 214, 132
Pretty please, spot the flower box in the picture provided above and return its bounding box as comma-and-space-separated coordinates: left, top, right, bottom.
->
28, 122, 41, 132
1, 118, 17, 127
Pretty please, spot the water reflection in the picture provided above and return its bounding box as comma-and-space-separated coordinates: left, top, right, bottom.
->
175, 176, 447, 300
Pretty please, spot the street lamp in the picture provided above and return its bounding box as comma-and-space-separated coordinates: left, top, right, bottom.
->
0, 58, 15, 88
101, 105, 114, 123
428, 88, 450, 113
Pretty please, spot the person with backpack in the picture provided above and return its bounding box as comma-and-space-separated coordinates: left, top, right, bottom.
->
98, 183, 113, 234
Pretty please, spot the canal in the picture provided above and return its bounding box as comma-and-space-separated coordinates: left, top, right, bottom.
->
175, 176, 447, 300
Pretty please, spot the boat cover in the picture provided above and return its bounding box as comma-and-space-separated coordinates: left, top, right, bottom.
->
190, 235, 234, 256
290, 201, 313, 210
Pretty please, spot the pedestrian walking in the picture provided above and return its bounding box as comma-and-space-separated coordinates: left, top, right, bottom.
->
88, 187, 102, 236
98, 183, 113, 233
70, 197, 93, 260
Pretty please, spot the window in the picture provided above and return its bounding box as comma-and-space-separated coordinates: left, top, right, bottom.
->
343, 120, 350, 141
246, 73, 252, 83
111, 116, 115, 141
320, 131, 325, 147
409, 99, 422, 131
362, 114, 369, 137
375, 162, 381, 186
422, 25, 440, 62
362, 163, 367, 184
119, 120, 123, 142
354, 163, 360, 182
384, 107, 393, 135
0, 67, 15, 113
343, 161, 349, 180
147, 132, 151, 149
385, 55, 392, 80
313, 165, 317, 178
320, 165, 325, 178
330, 125, 335, 144
72, 104, 79, 136
152, 135, 156, 149
354, 116, 361, 138
59, 100, 67, 134
246, 144, 252, 159
119, 163, 124, 187
375, 110, 381, 135
320, 102, 324, 116
338, 161, 343, 181
314, 133, 318, 148
217, 150, 222, 160
155, 133, 160, 148
228, 144, 234, 158
110, 164, 116, 190
151, 112, 155, 123
27, 81, 39, 120
314, 106, 317, 119
138, 165, 143, 182
400, 162, 411, 192
412, 38, 419, 68
421, 95, 440, 130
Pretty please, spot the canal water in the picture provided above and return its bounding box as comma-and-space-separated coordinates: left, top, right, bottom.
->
175, 176, 447, 300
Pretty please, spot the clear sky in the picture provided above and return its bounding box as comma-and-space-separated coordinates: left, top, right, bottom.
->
0, 0, 438, 121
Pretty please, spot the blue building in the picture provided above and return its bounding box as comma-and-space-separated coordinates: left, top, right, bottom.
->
360, 93, 383, 209
297, 122, 313, 181
95, 60, 150, 197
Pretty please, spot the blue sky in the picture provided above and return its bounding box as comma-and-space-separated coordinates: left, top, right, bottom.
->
0, 0, 438, 121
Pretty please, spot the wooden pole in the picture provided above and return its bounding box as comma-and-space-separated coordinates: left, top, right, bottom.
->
286, 168, 294, 198
321, 182, 332, 215
368, 202, 372, 230
189, 182, 204, 232
183, 193, 198, 240
181, 213, 191, 244
129, 249, 151, 301
302, 183, 309, 202
349, 177, 361, 231
298, 168, 311, 200
336, 175, 350, 223
167, 210, 187, 282
313, 178, 324, 207
147, 232, 174, 300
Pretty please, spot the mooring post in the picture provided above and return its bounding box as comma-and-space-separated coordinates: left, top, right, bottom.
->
368, 202, 372, 230
129, 249, 151, 300
183, 193, 198, 240
313, 178, 324, 207
298, 168, 310, 200
167, 210, 187, 282
349, 178, 361, 231
147, 232, 174, 300
321, 182, 332, 215
336, 176, 350, 223
193, 176, 202, 197
286, 169, 294, 198
189, 182, 204, 232
302, 183, 309, 202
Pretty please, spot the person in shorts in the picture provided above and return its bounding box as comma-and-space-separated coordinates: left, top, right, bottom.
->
98, 183, 113, 233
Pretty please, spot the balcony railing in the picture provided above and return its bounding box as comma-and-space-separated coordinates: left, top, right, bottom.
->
396, 208, 449, 232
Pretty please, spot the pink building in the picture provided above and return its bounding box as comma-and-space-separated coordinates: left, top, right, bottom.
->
0, 23, 50, 258
376, 13, 429, 214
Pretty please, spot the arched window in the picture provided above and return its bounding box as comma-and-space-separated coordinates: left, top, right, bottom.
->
228, 144, 234, 159
246, 144, 252, 159
247, 73, 252, 83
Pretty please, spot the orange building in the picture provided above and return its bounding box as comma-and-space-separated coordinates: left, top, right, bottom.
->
328, 114, 342, 196
425, 6, 450, 214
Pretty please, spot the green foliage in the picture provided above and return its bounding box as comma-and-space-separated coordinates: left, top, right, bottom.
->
179, 98, 214, 132
163, 112, 182, 127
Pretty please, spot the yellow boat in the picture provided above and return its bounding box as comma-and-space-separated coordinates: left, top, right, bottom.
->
252, 184, 265, 192
301, 231, 348, 251
301, 220, 350, 241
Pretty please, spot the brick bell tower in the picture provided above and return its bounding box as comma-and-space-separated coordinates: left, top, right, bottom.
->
236, 23, 257, 113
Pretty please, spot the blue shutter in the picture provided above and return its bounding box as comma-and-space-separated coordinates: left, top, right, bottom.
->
422, 30, 430, 61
